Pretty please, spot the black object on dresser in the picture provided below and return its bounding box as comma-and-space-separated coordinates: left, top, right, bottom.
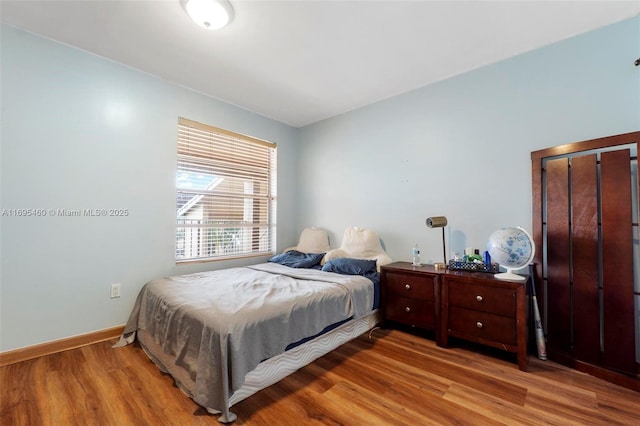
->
380, 261, 529, 371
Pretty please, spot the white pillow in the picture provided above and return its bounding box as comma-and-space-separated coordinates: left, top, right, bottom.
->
283, 227, 331, 254
323, 227, 392, 272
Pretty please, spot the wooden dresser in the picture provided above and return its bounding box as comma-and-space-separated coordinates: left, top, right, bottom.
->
380, 262, 440, 340
440, 270, 528, 371
380, 261, 529, 371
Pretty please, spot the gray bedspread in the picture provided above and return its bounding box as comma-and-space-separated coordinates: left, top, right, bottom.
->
115, 262, 373, 420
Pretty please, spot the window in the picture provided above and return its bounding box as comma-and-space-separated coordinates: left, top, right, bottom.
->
176, 117, 277, 262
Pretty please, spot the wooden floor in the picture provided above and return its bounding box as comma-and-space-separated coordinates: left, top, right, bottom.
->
1, 329, 638, 425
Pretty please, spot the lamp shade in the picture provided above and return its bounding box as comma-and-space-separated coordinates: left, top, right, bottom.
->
426, 216, 448, 228
183, 0, 233, 30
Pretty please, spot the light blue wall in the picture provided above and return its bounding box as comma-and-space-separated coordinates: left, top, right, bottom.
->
2, 16, 639, 353
0, 25, 299, 352
298, 16, 640, 265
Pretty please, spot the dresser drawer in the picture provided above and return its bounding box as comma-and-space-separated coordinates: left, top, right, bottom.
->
447, 280, 516, 317
385, 272, 434, 301
386, 295, 434, 329
448, 306, 517, 346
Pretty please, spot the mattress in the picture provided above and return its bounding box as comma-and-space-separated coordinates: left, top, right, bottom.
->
138, 309, 380, 421
115, 262, 379, 422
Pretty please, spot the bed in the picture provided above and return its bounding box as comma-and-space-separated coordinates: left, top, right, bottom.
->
115, 227, 391, 423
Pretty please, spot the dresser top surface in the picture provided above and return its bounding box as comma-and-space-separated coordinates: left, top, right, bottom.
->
382, 261, 529, 284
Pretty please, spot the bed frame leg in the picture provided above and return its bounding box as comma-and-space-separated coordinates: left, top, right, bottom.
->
367, 326, 380, 340
217, 411, 237, 423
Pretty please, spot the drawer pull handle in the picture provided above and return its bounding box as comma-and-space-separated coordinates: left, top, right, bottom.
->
405, 307, 411, 313
476, 322, 483, 329
405, 284, 411, 290
476, 295, 483, 302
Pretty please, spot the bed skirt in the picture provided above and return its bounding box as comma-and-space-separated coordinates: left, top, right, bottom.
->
138, 309, 380, 423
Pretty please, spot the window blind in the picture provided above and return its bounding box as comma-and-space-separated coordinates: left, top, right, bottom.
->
176, 117, 277, 262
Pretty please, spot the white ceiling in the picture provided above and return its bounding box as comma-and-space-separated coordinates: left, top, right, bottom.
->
1, 0, 639, 127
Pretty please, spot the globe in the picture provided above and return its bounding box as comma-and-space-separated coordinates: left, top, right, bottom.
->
486, 227, 535, 281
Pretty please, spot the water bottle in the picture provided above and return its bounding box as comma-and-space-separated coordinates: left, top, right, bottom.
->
412, 244, 421, 266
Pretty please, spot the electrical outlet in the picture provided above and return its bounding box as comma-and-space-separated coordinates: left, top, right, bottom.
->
110, 283, 121, 299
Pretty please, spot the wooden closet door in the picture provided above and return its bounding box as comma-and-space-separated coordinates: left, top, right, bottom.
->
545, 150, 635, 373
570, 154, 600, 365
600, 149, 635, 373
545, 158, 571, 354
532, 131, 639, 385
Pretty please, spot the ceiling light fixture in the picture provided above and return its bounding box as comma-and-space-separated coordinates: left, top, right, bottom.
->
182, 0, 233, 30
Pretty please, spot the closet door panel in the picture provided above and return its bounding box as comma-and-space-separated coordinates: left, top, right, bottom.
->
570, 154, 600, 364
532, 132, 640, 388
600, 149, 635, 373
546, 158, 571, 353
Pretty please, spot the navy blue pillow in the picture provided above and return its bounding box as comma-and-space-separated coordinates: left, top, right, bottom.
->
321, 258, 377, 276
268, 250, 325, 268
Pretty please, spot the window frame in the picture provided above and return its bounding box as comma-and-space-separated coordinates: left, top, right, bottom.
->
175, 117, 277, 263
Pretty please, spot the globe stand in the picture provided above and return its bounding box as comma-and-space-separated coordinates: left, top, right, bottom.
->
495, 269, 527, 281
